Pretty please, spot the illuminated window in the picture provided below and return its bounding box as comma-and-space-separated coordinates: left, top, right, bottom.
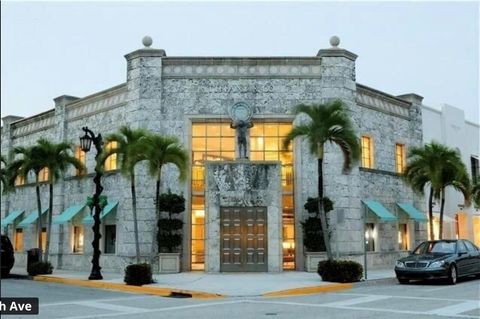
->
14, 228, 23, 251
73, 226, 84, 253
190, 121, 295, 270
190, 122, 235, 270
40, 227, 46, 251
39, 167, 49, 182
15, 175, 25, 186
361, 136, 374, 169
75, 146, 86, 176
395, 144, 406, 173
250, 121, 295, 270
365, 223, 375, 251
398, 223, 408, 250
105, 141, 118, 171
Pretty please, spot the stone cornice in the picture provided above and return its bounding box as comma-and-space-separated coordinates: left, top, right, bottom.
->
317, 48, 358, 61
124, 48, 167, 60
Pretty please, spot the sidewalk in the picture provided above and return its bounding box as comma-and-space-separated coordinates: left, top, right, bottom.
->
7, 266, 396, 298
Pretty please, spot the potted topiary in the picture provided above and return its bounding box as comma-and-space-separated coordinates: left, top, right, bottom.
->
157, 191, 185, 273
302, 197, 333, 272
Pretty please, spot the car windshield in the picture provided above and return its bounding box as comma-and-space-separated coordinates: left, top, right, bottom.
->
413, 241, 456, 254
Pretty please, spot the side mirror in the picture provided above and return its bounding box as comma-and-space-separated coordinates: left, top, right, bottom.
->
458, 251, 467, 256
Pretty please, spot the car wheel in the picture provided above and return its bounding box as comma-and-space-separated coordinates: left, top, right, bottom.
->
398, 278, 409, 284
1, 269, 9, 278
447, 265, 457, 285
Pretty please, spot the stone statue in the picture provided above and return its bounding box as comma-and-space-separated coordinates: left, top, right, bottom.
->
231, 120, 253, 159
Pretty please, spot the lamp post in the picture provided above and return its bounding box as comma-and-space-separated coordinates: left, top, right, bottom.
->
80, 126, 104, 280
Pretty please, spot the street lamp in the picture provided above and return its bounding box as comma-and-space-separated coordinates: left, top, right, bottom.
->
80, 126, 104, 280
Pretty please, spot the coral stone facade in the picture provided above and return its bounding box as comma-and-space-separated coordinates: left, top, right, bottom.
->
1, 40, 428, 273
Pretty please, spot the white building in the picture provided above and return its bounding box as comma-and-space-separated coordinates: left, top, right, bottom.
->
422, 103, 480, 245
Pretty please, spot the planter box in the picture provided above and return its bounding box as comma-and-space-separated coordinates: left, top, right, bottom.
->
305, 252, 328, 272
158, 253, 180, 273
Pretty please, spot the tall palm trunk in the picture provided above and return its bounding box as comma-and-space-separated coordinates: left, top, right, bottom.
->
439, 188, 446, 240
44, 182, 53, 262
131, 173, 140, 263
150, 165, 162, 262
35, 176, 43, 262
317, 145, 333, 260
428, 187, 434, 241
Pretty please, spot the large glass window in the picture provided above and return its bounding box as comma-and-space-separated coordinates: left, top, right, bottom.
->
191, 122, 235, 270
190, 121, 295, 270
395, 144, 406, 173
250, 122, 295, 270
75, 146, 87, 176
361, 136, 373, 169
104, 141, 118, 171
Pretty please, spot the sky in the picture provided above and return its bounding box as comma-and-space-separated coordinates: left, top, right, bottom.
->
1, 1, 479, 123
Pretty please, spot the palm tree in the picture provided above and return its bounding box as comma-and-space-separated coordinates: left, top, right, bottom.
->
104, 126, 149, 262
437, 151, 471, 239
8, 145, 46, 258
472, 181, 480, 209
283, 100, 360, 261
36, 138, 84, 262
143, 134, 188, 260
404, 142, 470, 240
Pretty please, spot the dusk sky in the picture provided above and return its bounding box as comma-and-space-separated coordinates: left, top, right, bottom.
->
1, 1, 478, 122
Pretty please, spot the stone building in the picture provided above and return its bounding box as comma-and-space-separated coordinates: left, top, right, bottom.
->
1, 37, 428, 273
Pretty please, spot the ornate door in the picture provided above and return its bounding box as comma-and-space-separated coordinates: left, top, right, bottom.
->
220, 207, 268, 272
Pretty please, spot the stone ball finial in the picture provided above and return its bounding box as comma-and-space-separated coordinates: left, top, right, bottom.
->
330, 35, 340, 48
142, 36, 153, 48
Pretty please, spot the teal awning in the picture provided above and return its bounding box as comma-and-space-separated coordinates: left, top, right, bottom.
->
362, 200, 397, 222
18, 209, 48, 228
397, 203, 428, 222
1, 210, 25, 226
82, 202, 118, 224
53, 205, 86, 224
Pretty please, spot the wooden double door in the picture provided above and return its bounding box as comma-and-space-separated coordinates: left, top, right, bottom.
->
220, 207, 268, 272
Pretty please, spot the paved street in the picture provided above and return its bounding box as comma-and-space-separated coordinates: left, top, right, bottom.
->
1, 276, 479, 319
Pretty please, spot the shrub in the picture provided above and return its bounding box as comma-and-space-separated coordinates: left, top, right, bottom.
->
27, 261, 53, 276
302, 197, 334, 252
124, 263, 153, 286
157, 191, 185, 253
317, 260, 363, 283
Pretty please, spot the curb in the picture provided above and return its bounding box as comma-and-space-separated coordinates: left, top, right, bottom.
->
32, 275, 224, 300
354, 277, 397, 287
262, 283, 354, 298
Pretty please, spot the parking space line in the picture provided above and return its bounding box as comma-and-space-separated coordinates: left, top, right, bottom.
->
321, 295, 390, 306
426, 301, 480, 317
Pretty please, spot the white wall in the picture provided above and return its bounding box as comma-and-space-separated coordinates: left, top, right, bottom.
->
422, 104, 480, 240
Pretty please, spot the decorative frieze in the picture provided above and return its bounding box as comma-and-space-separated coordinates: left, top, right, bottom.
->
356, 84, 411, 119
66, 85, 128, 121
12, 111, 55, 138
162, 58, 322, 78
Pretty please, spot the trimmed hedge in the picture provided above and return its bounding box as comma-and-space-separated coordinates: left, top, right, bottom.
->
317, 260, 363, 283
124, 263, 153, 286
27, 261, 53, 276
